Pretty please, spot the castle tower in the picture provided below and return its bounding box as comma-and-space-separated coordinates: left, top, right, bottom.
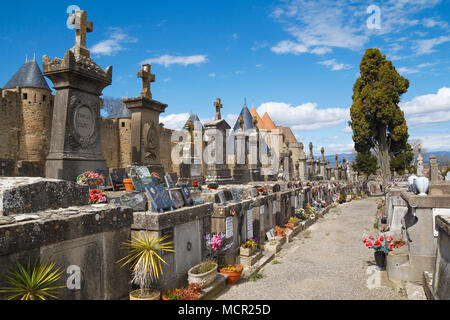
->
3, 57, 53, 166
108, 101, 132, 168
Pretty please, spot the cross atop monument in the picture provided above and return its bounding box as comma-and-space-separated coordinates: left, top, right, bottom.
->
309, 142, 314, 159
138, 64, 156, 99
214, 98, 223, 120
69, 9, 93, 58
238, 116, 244, 131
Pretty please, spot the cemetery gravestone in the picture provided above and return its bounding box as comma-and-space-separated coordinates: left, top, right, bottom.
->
180, 184, 194, 206
169, 190, 184, 209
120, 191, 147, 212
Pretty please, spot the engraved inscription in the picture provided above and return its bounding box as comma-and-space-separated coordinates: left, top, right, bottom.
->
75, 106, 94, 138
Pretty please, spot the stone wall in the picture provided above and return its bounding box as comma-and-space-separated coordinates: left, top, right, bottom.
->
101, 118, 120, 170
0, 89, 21, 161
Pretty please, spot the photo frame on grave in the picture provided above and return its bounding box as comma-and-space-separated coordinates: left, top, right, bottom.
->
145, 182, 173, 212
180, 184, 194, 206
217, 191, 227, 205
109, 171, 125, 191
169, 190, 184, 209
87, 178, 104, 190
135, 166, 154, 184
107, 197, 121, 205
165, 174, 175, 189
94, 170, 108, 188
192, 193, 205, 205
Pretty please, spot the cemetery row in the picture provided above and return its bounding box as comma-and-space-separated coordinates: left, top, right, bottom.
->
0, 168, 364, 300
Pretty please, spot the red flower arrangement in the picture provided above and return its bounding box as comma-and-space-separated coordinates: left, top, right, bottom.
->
89, 189, 107, 204
363, 235, 394, 253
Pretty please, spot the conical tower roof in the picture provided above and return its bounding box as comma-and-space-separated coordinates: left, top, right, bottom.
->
233, 99, 255, 132
261, 112, 277, 130
249, 107, 264, 130
4, 59, 50, 91
184, 113, 203, 130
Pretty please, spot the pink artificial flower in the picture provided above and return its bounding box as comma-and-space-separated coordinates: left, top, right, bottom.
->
363, 238, 368, 243
369, 235, 375, 240
365, 242, 373, 247
378, 236, 384, 242
374, 240, 381, 247
386, 236, 393, 242
388, 244, 394, 251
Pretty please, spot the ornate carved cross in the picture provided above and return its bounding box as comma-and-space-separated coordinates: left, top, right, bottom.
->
69, 10, 93, 51
138, 64, 155, 99
214, 98, 223, 120
238, 116, 244, 131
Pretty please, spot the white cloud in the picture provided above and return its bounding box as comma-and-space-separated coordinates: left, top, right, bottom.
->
256, 102, 349, 131
271, 40, 308, 55
326, 143, 355, 154
422, 18, 448, 29
256, 64, 263, 68
251, 41, 269, 51
225, 114, 239, 127
162, 77, 171, 83
341, 125, 352, 133
409, 133, 450, 151
232, 33, 239, 40
318, 59, 351, 71
160, 113, 190, 130
91, 28, 137, 56
141, 54, 208, 67
208, 73, 216, 77
414, 36, 450, 55
400, 87, 450, 116
397, 67, 420, 75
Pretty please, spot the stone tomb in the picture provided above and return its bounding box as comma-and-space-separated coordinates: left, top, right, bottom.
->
44, 10, 111, 181
0, 177, 133, 300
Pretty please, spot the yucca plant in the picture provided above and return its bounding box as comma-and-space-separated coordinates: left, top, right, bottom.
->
117, 232, 175, 298
0, 259, 64, 300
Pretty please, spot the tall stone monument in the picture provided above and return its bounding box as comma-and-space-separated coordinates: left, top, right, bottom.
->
248, 116, 262, 181
319, 147, 326, 179
307, 142, 314, 180
123, 64, 167, 177
44, 9, 111, 181
178, 119, 203, 186
232, 116, 250, 183
334, 154, 340, 180
417, 144, 424, 176
298, 142, 307, 181
204, 98, 233, 185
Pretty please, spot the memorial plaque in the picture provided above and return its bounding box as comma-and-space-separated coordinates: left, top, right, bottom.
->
74, 105, 95, 138
247, 209, 253, 238
218, 191, 227, 205
135, 166, 153, 184
120, 191, 147, 212
192, 193, 204, 205
165, 174, 175, 189
107, 197, 121, 205
109, 170, 127, 191
272, 201, 278, 214
169, 190, 184, 208
87, 178, 104, 190
266, 228, 275, 240
260, 206, 265, 215
231, 189, 241, 202
226, 216, 233, 238
180, 184, 194, 206
145, 183, 174, 212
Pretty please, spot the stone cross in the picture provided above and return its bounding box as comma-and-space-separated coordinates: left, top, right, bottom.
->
335, 154, 338, 167
138, 64, 155, 99
214, 98, 223, 120
309, 142, 314, 159
185, 119, 194, 144
321, 146, 325, 162
69, 10, 93, 57
252, 115, 258, 130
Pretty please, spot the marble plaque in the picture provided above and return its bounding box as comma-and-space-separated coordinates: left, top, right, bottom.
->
120, 191, 147, 212
169, 190, 184, 209
107, 197, 121, 205
226, 216, 233, 238
231, 189, 241, 202
74, 105, 95, 138
145, 183, 174, 212
180, 184, 194, 206
165, 174, 175, 189
247, 209, 253, 238
218, 191, 227, 205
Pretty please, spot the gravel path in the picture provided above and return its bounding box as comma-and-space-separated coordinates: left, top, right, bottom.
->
216, 197, 407, 300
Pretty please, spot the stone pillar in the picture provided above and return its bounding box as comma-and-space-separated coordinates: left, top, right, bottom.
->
307, 142, 314, 180
248, 116, 262, 181
298, 142, 307, 182
178, 119, 203, 186
417, 144, 424, 176
326, 161, 332, 180
204, 100, 233, 185
342, 157, 348, 181
429, 155, 439, 182
334, 154, 340, 180
123, 65, 167, 178
44, 9, 111, 181
232, 116, 250, 183
319, 147, 326, 179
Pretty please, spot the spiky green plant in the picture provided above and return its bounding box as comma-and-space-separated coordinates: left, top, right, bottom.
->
0, 259, 64, 300
117, 232, 175, 295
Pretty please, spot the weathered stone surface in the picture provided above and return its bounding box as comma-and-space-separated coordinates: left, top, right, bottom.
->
0, 204, 133, 300
0, 177, 88, 216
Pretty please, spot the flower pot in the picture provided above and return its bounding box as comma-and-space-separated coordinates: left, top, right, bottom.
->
129, 289, 160, 300
208, 184, 219, 190
374, 251, 386, 269
219, 270, 242, 286
415, 176, 429, 196
123, 178, 135, 191
187, 263, 218, 288
240, 246, 255, 257
285, 222, 295, 230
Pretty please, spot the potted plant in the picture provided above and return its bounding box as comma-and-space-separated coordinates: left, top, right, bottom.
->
218, 264, 244, 286
296, 208, 307, 221
207, 183, 219, 190
118, 232, 175, 300
188, 233, 231, 288
88, 189, 107, 204
240, 237, 258, 256
162, 283, 201, 300
274, 225, 286, 237
363, 235, 394, 269
0, 259, 64, 300
76, 171, 104, 185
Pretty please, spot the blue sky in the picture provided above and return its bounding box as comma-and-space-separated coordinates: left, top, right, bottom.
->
1, 0, 449, 154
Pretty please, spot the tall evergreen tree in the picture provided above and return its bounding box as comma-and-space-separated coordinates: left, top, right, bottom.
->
350, 48, 412, 187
